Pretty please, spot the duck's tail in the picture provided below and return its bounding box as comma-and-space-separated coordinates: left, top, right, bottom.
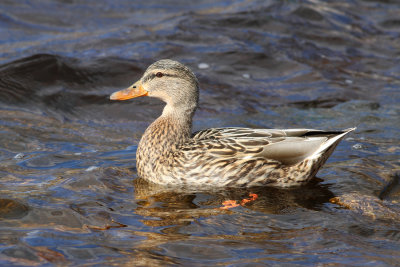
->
313, 127, 356, 157
300, 127, 356, 181
301, 127, 355, 176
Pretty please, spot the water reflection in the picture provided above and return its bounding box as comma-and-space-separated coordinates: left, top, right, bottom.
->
133, 177, 334, 225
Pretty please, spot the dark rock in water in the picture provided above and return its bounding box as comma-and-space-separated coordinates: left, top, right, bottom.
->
379, 172, 400, 201
331, 173, 400, 221
331, 193, 400, 221
0, 199, 29, 219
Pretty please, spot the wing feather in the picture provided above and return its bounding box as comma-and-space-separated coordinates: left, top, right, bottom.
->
185, 127, 348, 165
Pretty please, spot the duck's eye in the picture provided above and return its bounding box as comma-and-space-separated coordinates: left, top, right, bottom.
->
156, 72, 163, 78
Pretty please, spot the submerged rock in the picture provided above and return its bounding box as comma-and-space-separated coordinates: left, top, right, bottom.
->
331, 193, 400, 221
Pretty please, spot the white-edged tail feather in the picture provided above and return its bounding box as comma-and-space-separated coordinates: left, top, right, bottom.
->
311, 127, 356, 159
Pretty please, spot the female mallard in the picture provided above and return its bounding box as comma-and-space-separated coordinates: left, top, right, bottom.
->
110, 59, 355, 188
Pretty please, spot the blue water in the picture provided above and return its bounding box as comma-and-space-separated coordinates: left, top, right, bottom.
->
0, 0, 399, 265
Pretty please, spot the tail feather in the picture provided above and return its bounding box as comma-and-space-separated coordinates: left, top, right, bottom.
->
312, 127, 356, 159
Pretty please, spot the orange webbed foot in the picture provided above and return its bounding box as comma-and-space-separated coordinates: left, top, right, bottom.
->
220, 193, 258, 210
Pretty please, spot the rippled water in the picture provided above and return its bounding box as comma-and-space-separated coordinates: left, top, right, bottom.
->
1, 0, 399, 265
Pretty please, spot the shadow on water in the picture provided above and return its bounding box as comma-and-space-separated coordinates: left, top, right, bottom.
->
0, 54, 142, 107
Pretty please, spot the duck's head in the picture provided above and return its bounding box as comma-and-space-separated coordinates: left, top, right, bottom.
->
110, 59, 199, 114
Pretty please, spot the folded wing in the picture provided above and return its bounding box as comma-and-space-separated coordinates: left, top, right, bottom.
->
186, 127, 354, 165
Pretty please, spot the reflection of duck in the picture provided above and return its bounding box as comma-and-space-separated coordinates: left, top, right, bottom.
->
133, 177, 335, 223
111, 59, 355, 187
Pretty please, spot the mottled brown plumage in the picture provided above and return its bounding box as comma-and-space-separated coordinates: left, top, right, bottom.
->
110, 59, 355, 187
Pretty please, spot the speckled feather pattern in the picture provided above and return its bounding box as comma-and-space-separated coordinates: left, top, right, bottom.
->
137, 118, 352, 187
117, 59, 355, 187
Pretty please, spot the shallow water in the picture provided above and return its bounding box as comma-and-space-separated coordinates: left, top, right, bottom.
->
1, 0, 400, 265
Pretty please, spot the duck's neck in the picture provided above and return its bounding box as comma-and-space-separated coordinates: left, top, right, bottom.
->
136, 103, 196, 175
150, 104, 194, 146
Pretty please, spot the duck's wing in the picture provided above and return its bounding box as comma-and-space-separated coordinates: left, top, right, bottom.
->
187, 127, 355, 165
192, 127, 287, 139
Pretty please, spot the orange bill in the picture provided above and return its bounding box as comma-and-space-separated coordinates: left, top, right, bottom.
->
110, 81, 148, 100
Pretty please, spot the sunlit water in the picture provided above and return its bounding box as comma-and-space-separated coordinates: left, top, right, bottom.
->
0, 0, 399, 265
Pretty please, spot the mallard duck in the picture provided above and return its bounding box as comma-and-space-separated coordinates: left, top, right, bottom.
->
110, 59, 355, 188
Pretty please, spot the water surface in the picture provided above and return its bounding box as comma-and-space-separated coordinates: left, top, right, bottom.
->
0, 0, 399, 265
